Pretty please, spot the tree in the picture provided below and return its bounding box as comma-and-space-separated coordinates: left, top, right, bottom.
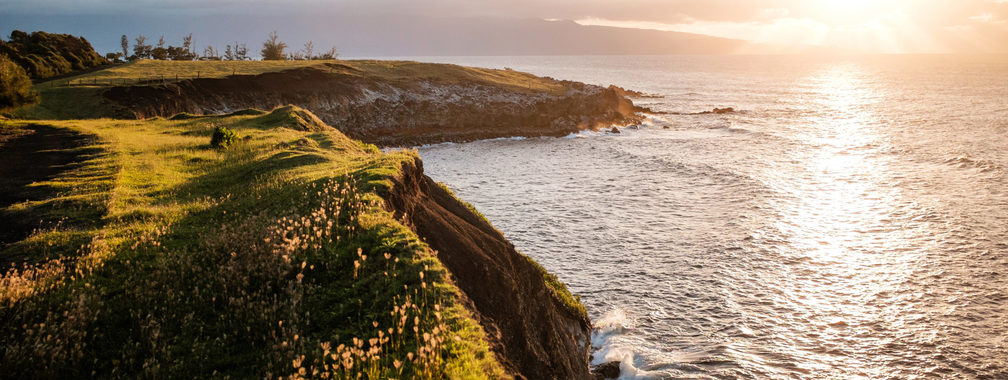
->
235, 43, 248, 60
1, 30, 108, 79
0, 54, 38, 110
167, 46, 195, 61
203, 45, 220, 60
151, 47, 168, 60
224, 44, 235, 61
302, 40, 314, 60
120, 35, 129, 59
133, 35, 152, 59
157, 35, 166, 50
318, 46, 339, 60
182, 34, 193, 56
260, 31, 286, 60
105, 52, 124, 63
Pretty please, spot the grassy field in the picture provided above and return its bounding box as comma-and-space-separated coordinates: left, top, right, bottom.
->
340, 60, 567, 95
0, 59, 591, 378
39, 59, 337, 86
8, 59, 569, 122
38, 59, 567, 95
0, 107, 508, 378
7, 59, 567, 121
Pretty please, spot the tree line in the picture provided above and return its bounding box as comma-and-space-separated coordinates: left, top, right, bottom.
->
1, 30, 107, 110
0, 30, 107, 79
117, 31, 337, 62
2, 30, 341, 111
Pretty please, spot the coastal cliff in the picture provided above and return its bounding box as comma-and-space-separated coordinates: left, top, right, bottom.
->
103, 61, 644, 146
2, 60, 629, 378
0, 106, 596, 379
386, 157, 592, 379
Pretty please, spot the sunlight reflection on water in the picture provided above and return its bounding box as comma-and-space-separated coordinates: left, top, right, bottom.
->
414, 55, 1008, 379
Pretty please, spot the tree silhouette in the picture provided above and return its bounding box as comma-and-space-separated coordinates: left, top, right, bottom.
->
318, 46, 339, 60
182, 33, 193, 56
0, 54, 37, 110
133, 35, 152, 59
120, 35, 129, 59
260, 31, 287, 60
236, 43, 248, 60
303, 40, 314, 60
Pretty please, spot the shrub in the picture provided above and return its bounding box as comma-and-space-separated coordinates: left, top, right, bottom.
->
0, 30, 107, 79
210, 125, 238, 149
0, 54, 38, 110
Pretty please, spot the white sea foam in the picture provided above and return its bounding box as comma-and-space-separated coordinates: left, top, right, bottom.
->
590, 308, 660, 380
416, 54, 1008, 379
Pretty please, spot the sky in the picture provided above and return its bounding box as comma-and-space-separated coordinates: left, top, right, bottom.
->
2, 0, 1007, 54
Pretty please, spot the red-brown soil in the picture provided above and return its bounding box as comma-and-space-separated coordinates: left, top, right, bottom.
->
104, 66, 644, 146
385, 158, 593, 379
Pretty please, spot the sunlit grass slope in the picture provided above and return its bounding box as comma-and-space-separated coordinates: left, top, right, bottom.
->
45, 59, 337, 84
0, 106, 507, 379
8, 59, 567, 121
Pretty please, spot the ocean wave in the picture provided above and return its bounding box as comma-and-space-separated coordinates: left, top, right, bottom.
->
591, 308, 662, 379
943, 154, 1002, 173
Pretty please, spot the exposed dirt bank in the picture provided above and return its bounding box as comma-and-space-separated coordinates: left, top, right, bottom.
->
384, 157, 593, 379
104, 63, 645, 146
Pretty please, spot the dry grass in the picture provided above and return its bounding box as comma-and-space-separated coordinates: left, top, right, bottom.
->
0, 108, 507, 378
339, 60, 566, 95
4, 59, 567, 121
39, 59, 336, 86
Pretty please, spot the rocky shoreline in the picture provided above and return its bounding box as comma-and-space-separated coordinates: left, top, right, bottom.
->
98, 61, 649, 378
104, 62, 646, 146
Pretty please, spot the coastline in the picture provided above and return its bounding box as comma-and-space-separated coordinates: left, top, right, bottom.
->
1, 60, 645, 378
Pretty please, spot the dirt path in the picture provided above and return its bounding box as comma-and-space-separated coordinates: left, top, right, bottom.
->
0, 124, 93, 249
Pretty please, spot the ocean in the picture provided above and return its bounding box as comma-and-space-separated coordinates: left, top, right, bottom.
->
397, 55, 1007, 379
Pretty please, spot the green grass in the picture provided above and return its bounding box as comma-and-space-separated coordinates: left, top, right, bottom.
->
40, 59, 337, 86
0, 107, 508, 378
1, 58, 590, 377
4, 59, 567, 121
338, 60, 566, 95
7, 86, 119, 120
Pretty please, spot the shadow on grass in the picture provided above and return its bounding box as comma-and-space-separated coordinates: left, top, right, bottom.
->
0, 125, 108, 265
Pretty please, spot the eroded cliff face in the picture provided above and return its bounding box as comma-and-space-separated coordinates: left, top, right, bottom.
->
384, 157, 593, 379
103, 65, 643, 146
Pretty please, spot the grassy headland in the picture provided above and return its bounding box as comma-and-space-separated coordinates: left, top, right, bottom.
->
0, 107, 509, 378
9, 59, 570, 122
1, 59, 602, 378
40, 59, 566, 94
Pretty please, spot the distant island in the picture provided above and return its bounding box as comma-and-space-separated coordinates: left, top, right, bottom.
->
1, 30, 645, 379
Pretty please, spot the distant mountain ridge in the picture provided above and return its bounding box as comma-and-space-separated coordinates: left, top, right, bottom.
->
0, 13, 755, 56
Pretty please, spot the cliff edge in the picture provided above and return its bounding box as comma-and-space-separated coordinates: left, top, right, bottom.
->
0, 108, 593, 379
103, 60, 644, 146
386, 157, 592, 379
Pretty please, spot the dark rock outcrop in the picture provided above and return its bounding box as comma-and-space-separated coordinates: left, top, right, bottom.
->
104, 64, 644, 146
384, 157, 592, 379
701, 107, 734, 114
592, 361, 621, 379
